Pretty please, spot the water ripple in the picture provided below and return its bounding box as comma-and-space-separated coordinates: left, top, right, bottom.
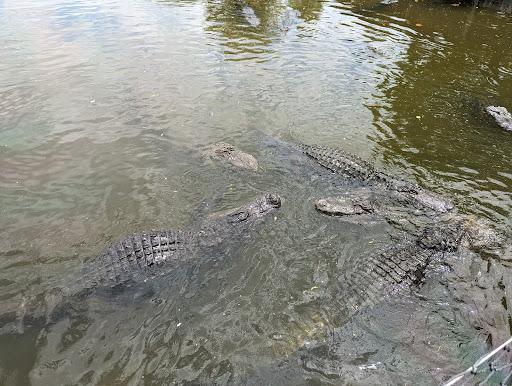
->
1, 0, 511, 383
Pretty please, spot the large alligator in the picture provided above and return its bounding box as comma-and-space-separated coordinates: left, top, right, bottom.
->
333, 215, 498, 311
237, 215, 502, 384
51, 193, 281, 298
301, 144, 455, 213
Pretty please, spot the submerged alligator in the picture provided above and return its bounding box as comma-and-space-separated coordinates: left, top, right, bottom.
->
4, 193, 280, 385
51, 193, 281, 298
301, 144, 455, 213
278, 8, 301, 36
302, 215, 497, 338
234, 0, 260, 27
238, 215, 502, 384
333, 215, 498, 312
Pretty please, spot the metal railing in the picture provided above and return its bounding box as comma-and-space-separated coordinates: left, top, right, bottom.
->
444, 336, 512, 386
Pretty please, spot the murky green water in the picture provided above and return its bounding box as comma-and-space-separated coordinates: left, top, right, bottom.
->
1, 0, 511, 384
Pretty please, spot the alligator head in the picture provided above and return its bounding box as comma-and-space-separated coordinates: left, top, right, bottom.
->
196, 193, 281, 249
375, 173, 455, 213
418, 215, 502, 252
395, 187, 455, 213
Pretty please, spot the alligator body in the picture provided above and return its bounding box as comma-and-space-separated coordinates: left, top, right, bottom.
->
61, 194, 280, 295
335, 216, 479, 312
298, 216, 487, 335
301, 144, 455, 213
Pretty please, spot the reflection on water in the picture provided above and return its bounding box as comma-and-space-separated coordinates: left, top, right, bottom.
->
202, 0, 323, 61
0, 0, 511, 384
358, 0, 512, 224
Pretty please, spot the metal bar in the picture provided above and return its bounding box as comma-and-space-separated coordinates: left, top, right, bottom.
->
443, 336, 512, 386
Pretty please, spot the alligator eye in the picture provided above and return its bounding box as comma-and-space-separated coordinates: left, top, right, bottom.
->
237, 211, 250, 221
266, 194, 281, 207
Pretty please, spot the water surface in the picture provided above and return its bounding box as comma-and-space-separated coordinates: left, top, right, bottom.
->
1, 0, 511, 384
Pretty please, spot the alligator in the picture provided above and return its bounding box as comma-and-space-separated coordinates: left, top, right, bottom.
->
237, 215, 502, 384
366, 44, 387, 56
277, 8, 301, 36
334, 215, 498, 310
300, 215, 497, 337
234, 0, 260, 27
301, 144, 455, 213
485, 105, 512, 131
203, 142, 259, 171
52, 193, 281, 298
